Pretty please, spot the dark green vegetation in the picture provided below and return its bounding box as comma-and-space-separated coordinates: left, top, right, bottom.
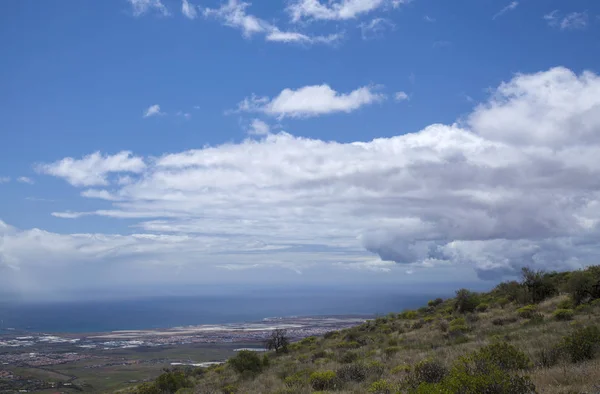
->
129, 266, 600, 393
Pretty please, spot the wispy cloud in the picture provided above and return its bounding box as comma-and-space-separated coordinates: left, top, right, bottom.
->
394, 91, 409, 101
203, 0, 342, 45
176, 111, 192, 120
127, 0, 169, 17
0, 177, 10, 184
37, 151, 145, 187
544, 10, 588, 30
143, 104, 164, 118
238, 84, 385, 118
247, 119, 271, 135
424, 15, 436, 23
17, 177, 34, 185
493, 1, 518, 20
287, 0, 407, 22
181, 0, 198, 19
358, 18, 394, 39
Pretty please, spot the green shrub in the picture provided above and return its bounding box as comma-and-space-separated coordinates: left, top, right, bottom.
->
228, 350, 264, 375
553, 309, 574, 321
454, 289, 480, 314
401, 311, 418, 319
567, 270, 598, 305
474, 342, 531, 371
300, 336, 317, 345
337, 363, 367, 383
283, 371, 307, 388
423, 359, 536, 394
221, 384, 238, 394
521, 267, 558, 304
384, 346, 400, 357
496, 297, 510, 309
560, 325, 600, 363
407, 359, 448, 386
557, 298, 573, 309
391, 364, 411, 374
367, 360, 385, 378
153, 369, 192, 393
475, 303, 489, 312
517, 305, 537, 319
428, 298, 444, 308
368, 379, 394, 394
339, 351, 359, 364
309, 370, 338, 391
335, 340, 361, 349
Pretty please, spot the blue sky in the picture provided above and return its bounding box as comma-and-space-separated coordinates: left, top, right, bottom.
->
2, 0, 600, 300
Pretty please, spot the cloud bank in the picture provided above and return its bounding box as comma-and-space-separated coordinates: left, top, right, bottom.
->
4, 67, 600, 296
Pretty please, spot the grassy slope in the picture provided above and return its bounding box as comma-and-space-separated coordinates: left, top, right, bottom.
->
132, 268, 600, 394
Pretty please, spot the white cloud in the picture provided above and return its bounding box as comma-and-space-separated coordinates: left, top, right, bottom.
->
0, 177, 9, 184
560, 12, 588, 30
247, 119, 271, 135
287, 0, 405, 22
127, 0, 169, 17
24, 67, 600, 286
17, 177, 34, 185
358, 18, 394, 39
36, 151, 146, 187
544, 10, 588, 30
181, 0, 198, 19
394, 91, 409, 101
203, 0, 342, 45
493, 1, 518, 20
143, 104, 164, 118
424, 15, 435, 23
238, 84, 385, 118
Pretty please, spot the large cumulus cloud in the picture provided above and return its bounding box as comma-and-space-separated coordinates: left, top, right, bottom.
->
6, 67, 600, 289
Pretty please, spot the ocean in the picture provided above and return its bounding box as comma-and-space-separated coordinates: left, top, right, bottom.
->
0, 288, 446, 333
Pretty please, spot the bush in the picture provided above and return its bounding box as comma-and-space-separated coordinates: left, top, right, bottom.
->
454, 289, 480, 314
428, 298, 444, 308
409, 359, 448, 385
153, 368, 192, 393
368, 379, 394, 394
426, 360, 536, 394
567, 270, 599, 305
560, 325, 600, 363
557, 298, 574, 310
339, 351, 359, 364
553, 309, 574, 321
400, 311, 418, 319
411, 319, 425, 330
474, 342, 531, 371
496, 297, 510, 309
367, 360, 385, 379
309, 370, 339, 391
283, 371, 308, 388
521, 267, 558, 304
517, 305, 538, 319
337, 363, 368, 383
228, 350, 264, 375
384, 346, 400, 357
221, 384, 237, 394
475, 303, 489, 312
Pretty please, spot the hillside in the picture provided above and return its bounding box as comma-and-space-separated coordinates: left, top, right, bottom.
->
128, 266, 600, 394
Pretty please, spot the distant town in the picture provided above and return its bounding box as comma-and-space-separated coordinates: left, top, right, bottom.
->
0, 315, 368, 393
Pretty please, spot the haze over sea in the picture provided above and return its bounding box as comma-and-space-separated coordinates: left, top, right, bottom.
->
0, 286, 482, 333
